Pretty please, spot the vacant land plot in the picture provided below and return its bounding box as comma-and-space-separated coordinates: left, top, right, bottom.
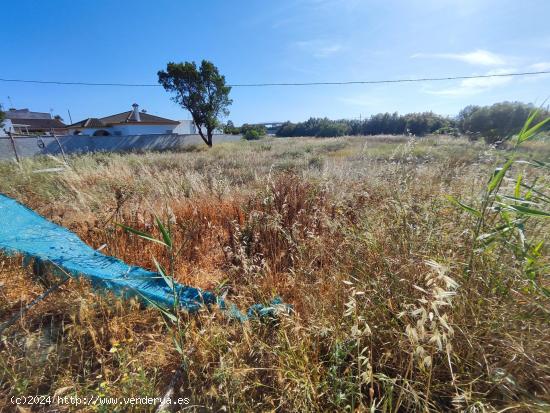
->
1, 135, 549, 412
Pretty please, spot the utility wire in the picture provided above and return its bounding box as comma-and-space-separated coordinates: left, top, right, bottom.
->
230, 71, 550, 87
0, 70, 548, 88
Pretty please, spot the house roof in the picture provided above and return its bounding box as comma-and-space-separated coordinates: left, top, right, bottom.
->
68, 118, 106, 128
99, 111, 179, 125
68, 111, 179, 128
11, 118, 67, 130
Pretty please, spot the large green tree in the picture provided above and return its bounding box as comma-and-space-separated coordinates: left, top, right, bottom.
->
458, 101, 549, 143
158, 60, 232, 147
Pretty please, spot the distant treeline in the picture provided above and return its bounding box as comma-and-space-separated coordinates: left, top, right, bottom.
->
456, 102, 549, 142
277, 112, 452, 138
224, 102, 548, 143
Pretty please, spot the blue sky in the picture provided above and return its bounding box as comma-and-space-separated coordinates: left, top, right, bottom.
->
1, 0, 549, 124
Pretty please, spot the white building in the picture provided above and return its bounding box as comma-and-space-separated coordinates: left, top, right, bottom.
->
67, 104, 187, 136
2, 108, 67, 135
173, 120, 198, 134
0, 119, 13, 137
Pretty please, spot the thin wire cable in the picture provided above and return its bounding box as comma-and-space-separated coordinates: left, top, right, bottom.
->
0, 70, 548, 88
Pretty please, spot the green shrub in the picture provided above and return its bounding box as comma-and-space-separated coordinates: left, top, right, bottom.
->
223, 120, 241, 135
243, 129, 264, 140
308, 155, 324, 170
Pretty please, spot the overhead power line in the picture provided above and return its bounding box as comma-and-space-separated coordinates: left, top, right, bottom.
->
0, 70, 548, 88
229, 71, 550, 87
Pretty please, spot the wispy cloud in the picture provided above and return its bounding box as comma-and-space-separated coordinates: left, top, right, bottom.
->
292, 39, 345, 58
412, 49, 507, 66
423, 68, 515, 96
530, 61, 550, 71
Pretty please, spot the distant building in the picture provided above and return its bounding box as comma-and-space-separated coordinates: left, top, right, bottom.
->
2, 104, 222, 137
0, 119, 13, 137
67, 104, 188, 136
255, 122, 285, 135
173, 120, 198, 135
3, 108, 67, 135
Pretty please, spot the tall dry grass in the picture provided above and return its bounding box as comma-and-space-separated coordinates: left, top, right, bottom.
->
0, 135, 548, 412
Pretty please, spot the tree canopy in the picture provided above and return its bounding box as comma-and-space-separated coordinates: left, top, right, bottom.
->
158, 60, 232, 147
458, 102, 549, 143
276, 112, 453, 138
274, 102, 548, 141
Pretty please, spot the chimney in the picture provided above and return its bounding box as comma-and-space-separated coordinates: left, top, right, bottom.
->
132, 103, 141, 122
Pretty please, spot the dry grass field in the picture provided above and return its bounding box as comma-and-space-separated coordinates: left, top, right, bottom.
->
0, 135, 549, 412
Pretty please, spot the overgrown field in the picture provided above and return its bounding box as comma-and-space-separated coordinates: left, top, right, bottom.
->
0, 135, 549, 412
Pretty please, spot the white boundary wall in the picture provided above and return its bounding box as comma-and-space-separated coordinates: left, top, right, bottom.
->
0, 134, 241, 161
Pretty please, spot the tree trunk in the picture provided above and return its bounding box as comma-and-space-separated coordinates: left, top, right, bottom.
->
194, 121, 213, 147
196, 127, 210, 147
206, 128, 213, 147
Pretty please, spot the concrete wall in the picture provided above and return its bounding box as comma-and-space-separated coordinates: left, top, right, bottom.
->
0, 133, 242, 161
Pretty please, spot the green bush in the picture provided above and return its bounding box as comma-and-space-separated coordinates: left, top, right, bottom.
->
308, 155, 324, 170
223, 120, 241, 135
243, 129, 263, 140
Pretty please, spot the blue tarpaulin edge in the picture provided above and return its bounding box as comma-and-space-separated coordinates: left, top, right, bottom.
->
0, 194, 290, 320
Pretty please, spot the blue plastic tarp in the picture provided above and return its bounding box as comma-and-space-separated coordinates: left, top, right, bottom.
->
0, 194, 216, 311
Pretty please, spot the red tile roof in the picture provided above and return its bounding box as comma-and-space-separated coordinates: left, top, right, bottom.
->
67, 118, 106, 128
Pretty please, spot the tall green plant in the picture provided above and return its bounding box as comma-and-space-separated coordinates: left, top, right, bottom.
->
118, 217, 190, 358
448, 108, 550, 295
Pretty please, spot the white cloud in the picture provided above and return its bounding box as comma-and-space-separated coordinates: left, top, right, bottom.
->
292, 40, 344, 58
424, 68, 515, 96
530, 62, 550, 71
412, 49, 507, 66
